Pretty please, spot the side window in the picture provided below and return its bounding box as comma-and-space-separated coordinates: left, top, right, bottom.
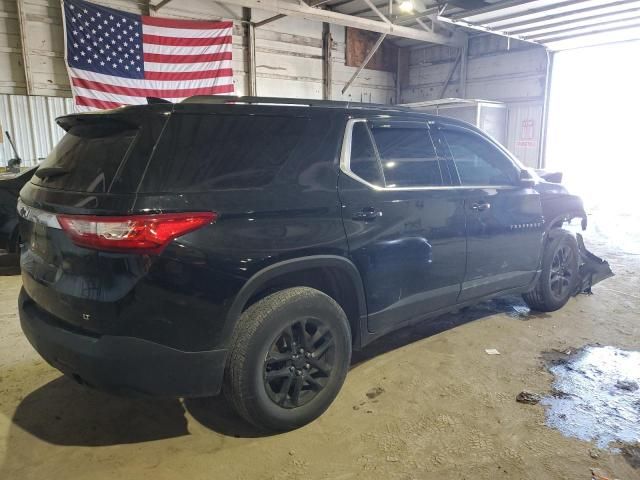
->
441, 128, 519, 186
349, 122, 384, 187
369, 126, 443, 187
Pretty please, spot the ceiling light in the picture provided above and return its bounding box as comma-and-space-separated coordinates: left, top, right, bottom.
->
399, 1, 413, 13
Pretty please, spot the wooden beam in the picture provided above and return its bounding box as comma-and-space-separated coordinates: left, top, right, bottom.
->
243, 7, 257, 96
254, 13, 287, 27
16, 0, 33, 95
322, 23, 333, 99
214, 0, 465, 46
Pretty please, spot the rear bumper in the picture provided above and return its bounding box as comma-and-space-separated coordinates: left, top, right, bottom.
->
18, 288, 227, 398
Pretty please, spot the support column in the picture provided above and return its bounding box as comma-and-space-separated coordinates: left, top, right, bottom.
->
395, 47, 409, 104
459, 37, 469, 98
322, 23, 333, 100
16, 0, 33, 95
243, 7, 257, 96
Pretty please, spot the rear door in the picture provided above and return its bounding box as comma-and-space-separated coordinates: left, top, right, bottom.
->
338, 118, 466, 334
434, 123, 544, 301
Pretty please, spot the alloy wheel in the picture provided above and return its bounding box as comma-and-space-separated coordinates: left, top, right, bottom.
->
550, 245, 574, 298
263, 318, 335, 408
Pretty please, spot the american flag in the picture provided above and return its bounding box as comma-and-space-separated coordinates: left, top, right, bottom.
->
63, 0, 234, 111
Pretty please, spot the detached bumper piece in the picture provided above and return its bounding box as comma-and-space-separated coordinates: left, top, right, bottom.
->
575, 233, 614, 295
18, 288, 227, 398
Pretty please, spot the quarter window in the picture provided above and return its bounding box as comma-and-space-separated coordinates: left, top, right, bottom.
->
369, 126, 443, 187
349, 122, 384, 187
441, 128, 518, 186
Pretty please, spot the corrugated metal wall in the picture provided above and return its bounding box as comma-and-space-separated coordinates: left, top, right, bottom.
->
0, 94, 73, 166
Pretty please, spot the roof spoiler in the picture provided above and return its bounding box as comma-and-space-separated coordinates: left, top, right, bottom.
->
147, 97, 172, 105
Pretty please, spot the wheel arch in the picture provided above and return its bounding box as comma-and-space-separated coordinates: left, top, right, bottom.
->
225, 255, 368, 349
545, 211, 587, 233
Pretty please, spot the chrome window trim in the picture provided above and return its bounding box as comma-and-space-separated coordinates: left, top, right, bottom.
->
17, 198, 61, 229
339, 118, 519, 192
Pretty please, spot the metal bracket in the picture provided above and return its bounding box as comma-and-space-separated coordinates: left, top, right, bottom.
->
150, 0, 175, 12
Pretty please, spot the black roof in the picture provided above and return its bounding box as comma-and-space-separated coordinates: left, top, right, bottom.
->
180, 95, 432, 116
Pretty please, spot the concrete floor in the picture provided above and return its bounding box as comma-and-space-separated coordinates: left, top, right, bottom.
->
0, 225, 638, 480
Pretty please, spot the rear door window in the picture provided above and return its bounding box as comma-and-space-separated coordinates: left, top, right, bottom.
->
369, 124, 443, 187
140, 114, 310, 192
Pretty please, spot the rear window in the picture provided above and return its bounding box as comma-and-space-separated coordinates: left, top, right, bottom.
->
140, 114, 310, 192
32, 123, 137, 193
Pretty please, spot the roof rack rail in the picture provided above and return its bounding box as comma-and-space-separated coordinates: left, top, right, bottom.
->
180, 95, 419, 113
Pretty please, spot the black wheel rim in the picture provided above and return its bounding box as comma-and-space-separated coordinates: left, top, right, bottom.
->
550, 245, 574, 298
263, 318, 335, 409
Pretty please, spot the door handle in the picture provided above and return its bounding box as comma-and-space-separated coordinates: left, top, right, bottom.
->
471, 202, 491, 212
352, 207, 382, 222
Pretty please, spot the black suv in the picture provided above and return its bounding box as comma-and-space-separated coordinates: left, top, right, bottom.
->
18, 96, 601, 432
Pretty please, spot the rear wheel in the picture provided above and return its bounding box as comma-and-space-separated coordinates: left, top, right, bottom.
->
224, 287, 351, 432
523, 229, 579, 312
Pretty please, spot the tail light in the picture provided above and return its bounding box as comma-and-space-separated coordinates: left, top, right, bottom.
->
57, 212, 217, 254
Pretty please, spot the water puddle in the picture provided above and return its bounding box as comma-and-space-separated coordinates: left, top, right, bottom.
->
542, 345, 640, 460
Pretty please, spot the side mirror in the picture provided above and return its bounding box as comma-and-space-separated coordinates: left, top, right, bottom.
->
518, 170, 536, 188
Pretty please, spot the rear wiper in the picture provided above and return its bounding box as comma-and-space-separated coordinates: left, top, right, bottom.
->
34, 166, 71, 179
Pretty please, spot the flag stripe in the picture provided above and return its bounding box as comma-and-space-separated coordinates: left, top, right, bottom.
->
144, 68, 234, 80
143, 59, 232, 73
70, 67, 233, 89
143, 42, 233, 56
73, 84, 233, 106
142, 34, 233, 46
142, 16, 233, 30
74, 88, 147, 104
141, 24, 232, 38
72, 76, 234, 98
75, 95, 126, 110
143, 51, 232, 64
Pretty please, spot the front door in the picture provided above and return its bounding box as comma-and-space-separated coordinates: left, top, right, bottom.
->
434, 123, 544, 301
338, 118, 466, 334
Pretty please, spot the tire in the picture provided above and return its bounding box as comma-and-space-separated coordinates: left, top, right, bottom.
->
224, 287, 352, 432
523, 229, 579, 312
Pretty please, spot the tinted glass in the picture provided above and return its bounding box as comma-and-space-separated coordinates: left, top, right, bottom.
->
32, 125, 137, 193
370, 126, 442, 187
349, 123, 383, 186
442, 129, 518, 186
142, 114, 309, 192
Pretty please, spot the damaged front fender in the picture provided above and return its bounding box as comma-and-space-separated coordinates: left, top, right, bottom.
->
575, 233, 614, 295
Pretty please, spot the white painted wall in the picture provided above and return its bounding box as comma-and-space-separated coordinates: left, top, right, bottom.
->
0, 0, 395, 101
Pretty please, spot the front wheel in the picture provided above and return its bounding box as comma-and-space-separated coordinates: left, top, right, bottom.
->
224, 287, 352, 432
523, 229, 579, 312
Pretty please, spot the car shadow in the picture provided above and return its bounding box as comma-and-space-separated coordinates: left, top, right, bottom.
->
9, 376, 190, 446
351, 294, 537, 366
4, 295, 531, 448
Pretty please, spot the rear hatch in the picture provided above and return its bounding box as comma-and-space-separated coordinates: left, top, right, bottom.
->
19, 105, 173, 337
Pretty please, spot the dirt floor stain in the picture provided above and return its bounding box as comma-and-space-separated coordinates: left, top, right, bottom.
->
542, 345, 640, 463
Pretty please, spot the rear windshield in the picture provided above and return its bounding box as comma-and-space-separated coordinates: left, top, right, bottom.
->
32, 123, 137, 193
140, 113, 310, 192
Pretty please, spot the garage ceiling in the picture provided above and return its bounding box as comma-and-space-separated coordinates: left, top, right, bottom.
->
444, 0, 640, 50
299, 0, 640, 49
